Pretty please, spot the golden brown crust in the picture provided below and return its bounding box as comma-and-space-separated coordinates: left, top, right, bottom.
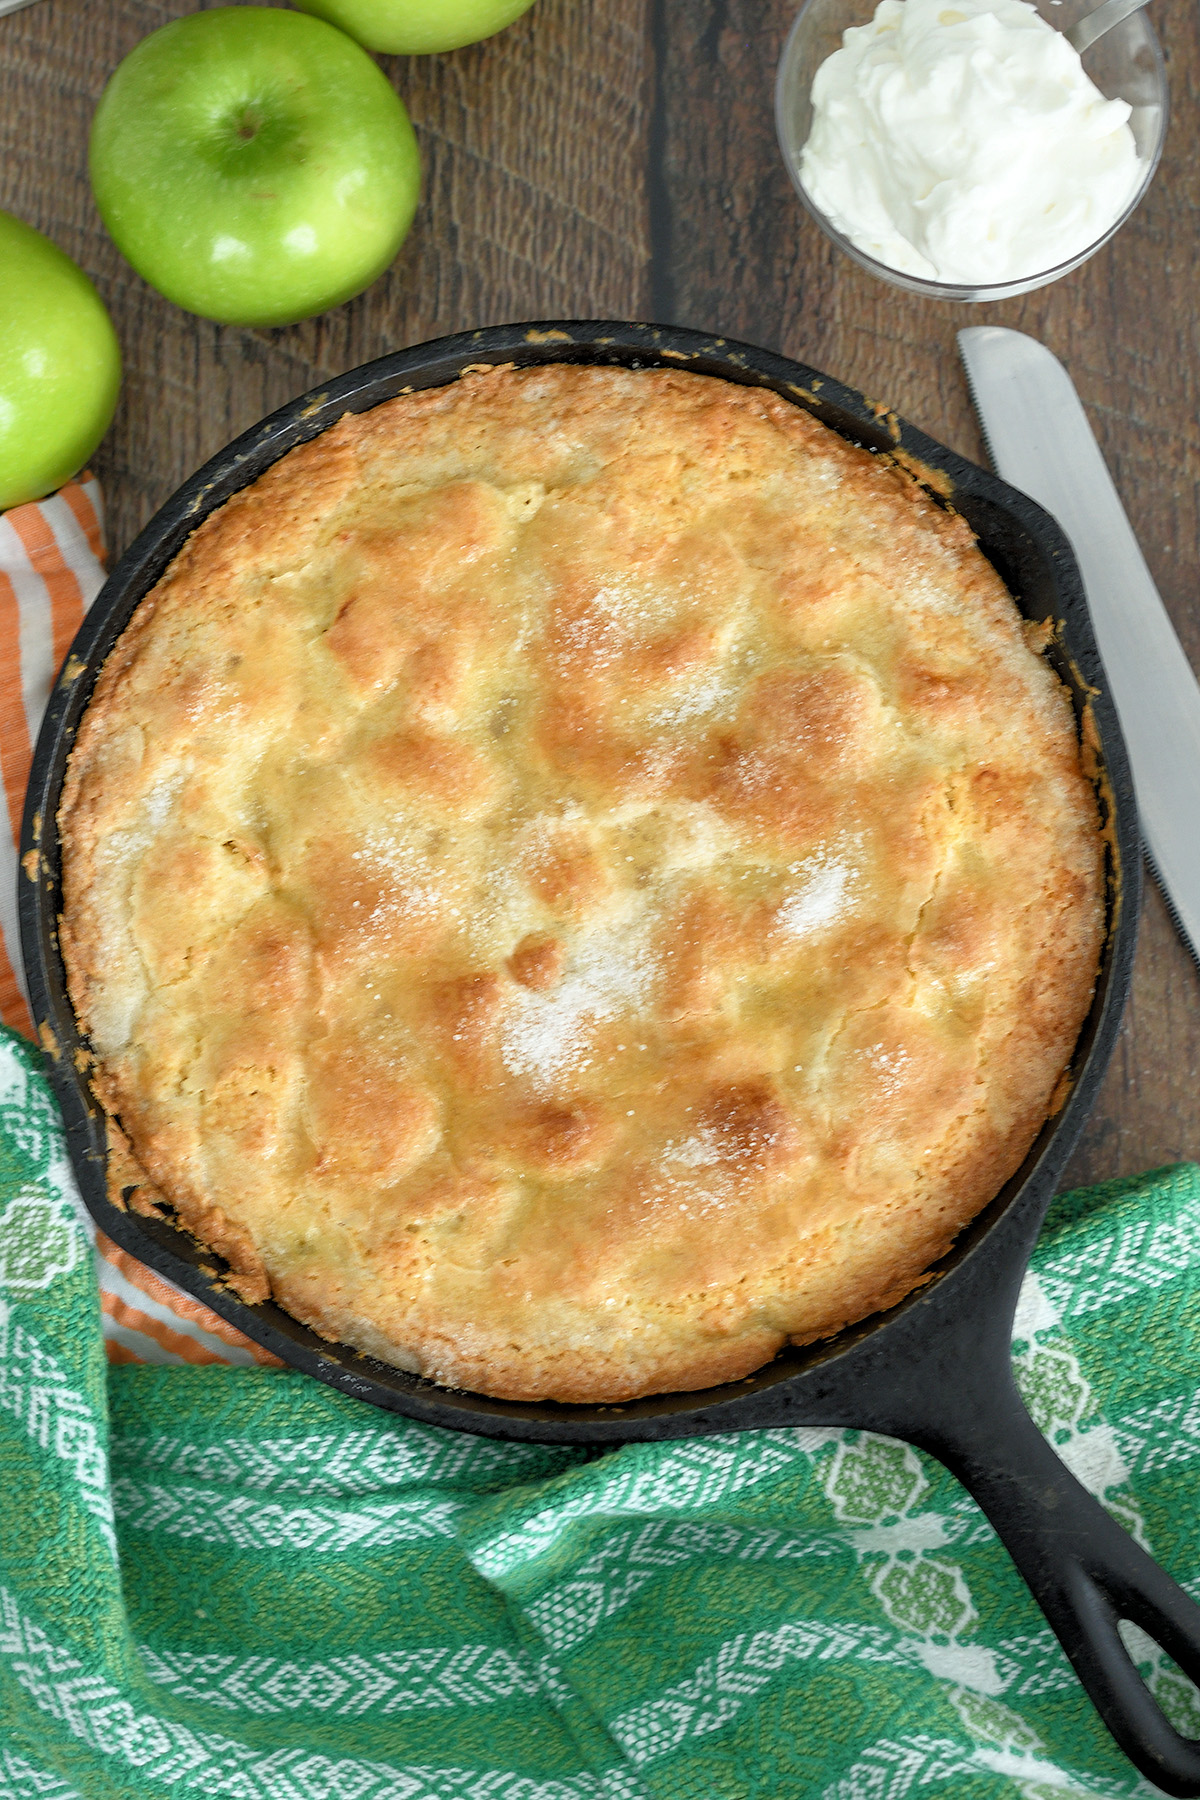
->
58, 364, 1104, 1402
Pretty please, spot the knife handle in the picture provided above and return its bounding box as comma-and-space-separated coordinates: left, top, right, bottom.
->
920, 1371, 1200, 1797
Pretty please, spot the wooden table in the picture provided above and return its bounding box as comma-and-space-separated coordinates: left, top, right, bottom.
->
2, 0, 1196, 1191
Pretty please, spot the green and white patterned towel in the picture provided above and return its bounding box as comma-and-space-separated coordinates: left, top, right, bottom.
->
3, 1021, 1199, 1800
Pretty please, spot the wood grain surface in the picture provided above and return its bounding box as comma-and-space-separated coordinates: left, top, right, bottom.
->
1, 0, 1196, 1189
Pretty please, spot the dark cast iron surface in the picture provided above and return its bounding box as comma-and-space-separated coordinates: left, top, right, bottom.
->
25, 321, 1200, 1793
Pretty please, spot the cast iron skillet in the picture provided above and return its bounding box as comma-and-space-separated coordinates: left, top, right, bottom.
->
19, 322, 1200, 1793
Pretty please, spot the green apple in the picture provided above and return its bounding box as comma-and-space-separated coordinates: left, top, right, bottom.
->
0, 212, 121, 513
292, 0, 537, 55
89, 8, 421, 328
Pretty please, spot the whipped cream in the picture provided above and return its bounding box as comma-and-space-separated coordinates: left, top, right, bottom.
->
798, 0, 1144, 286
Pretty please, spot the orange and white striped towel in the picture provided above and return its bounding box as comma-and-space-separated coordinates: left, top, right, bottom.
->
0, 481, 280, 1371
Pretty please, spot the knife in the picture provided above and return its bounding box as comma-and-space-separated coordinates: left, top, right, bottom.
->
959, 325, 1200, 965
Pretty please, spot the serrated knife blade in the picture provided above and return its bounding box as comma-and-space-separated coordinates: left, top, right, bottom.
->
959, 324, 1200, 965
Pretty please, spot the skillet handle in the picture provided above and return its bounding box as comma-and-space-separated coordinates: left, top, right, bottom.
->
924, 1370, 1200, 1797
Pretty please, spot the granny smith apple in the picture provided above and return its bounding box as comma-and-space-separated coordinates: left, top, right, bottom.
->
89, 8, 421, 328
292, 0, 537, 55
0, 212, 121, 513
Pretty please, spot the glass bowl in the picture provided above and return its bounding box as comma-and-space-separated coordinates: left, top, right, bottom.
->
775, 0, 1169, 302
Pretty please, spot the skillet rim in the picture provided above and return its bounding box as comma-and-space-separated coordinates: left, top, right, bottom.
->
18, 318, 1141, 1442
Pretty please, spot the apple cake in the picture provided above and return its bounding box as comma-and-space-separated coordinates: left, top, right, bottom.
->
58, 363, 1105, 1402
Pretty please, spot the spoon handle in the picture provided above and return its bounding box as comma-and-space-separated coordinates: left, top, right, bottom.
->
1065, 0, 1153, 56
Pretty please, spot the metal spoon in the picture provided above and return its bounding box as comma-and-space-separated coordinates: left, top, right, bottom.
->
1065, 0, 1154, 56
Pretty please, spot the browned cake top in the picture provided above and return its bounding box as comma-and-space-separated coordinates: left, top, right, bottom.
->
59, 364, 1104, 1401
